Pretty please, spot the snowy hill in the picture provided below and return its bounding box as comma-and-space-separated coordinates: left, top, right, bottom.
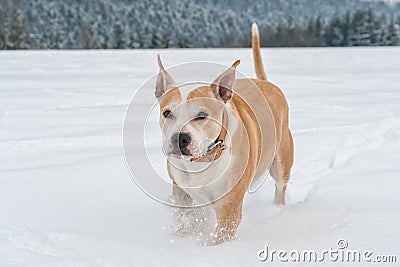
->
0, 48, 399, 266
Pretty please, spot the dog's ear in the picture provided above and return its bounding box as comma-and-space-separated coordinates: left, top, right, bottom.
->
155, 54, 175, 99
211, 60, 240, 103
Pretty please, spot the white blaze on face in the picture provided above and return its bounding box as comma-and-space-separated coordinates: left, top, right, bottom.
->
161, 83, 222, 159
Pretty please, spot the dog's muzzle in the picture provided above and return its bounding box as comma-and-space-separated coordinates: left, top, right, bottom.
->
171, 132, 192, 156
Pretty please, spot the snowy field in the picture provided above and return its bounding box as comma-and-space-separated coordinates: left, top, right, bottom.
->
0, 48, 399, 266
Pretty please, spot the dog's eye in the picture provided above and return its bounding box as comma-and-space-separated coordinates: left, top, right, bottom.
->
195, 111, 208, 120
163, 110, 171, 118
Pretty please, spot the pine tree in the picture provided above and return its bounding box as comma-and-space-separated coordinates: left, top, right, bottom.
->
388, 15, 400, 46
341, 12, 351, 46
115, 22, 127, 49
324, 16, 344, 46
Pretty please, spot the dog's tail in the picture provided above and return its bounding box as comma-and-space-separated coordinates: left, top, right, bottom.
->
252, 23, 267, 81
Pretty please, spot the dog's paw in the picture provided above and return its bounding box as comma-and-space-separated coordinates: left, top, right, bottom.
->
171, 207, 197, 236
203, 233, 237, 246
170, 206, 214, 240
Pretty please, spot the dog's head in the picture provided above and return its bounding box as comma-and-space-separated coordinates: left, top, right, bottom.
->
155, 55, 239, 161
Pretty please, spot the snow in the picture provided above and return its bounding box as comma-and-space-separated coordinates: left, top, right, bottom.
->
1, 48, 399, 266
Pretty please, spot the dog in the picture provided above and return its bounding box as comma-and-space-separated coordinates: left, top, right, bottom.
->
155, 23, 294, 244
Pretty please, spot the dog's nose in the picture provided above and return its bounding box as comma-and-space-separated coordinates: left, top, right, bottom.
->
171, 132, 191, 149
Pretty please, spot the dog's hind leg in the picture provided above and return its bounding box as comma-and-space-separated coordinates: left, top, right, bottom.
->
270, 127, 294, 205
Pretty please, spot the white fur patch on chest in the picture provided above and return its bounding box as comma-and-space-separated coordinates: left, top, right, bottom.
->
169, 105, 241, 205
170, 152, 236, 204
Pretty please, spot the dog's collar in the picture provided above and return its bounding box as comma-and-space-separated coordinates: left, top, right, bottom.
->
190, 108, 228, 162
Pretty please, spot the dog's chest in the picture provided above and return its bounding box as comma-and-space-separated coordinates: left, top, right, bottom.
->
170, 152, 236, 204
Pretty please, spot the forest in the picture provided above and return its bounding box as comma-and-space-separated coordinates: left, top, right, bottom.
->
0, 0, 399, 49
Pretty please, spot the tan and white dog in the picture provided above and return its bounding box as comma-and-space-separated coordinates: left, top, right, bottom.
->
155, 23, 294, 244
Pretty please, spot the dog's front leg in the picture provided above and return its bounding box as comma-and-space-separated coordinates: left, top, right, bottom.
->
211, 191, 244, 245
170, 182, 197, 236
171, 182, 192, 206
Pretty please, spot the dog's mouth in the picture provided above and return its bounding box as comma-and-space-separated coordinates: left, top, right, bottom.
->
167, 138, 217, 161
169, 147, 193, 159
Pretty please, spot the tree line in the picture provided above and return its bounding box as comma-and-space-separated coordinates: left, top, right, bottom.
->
0, 0, 399, 50
262, 11, 400, 47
